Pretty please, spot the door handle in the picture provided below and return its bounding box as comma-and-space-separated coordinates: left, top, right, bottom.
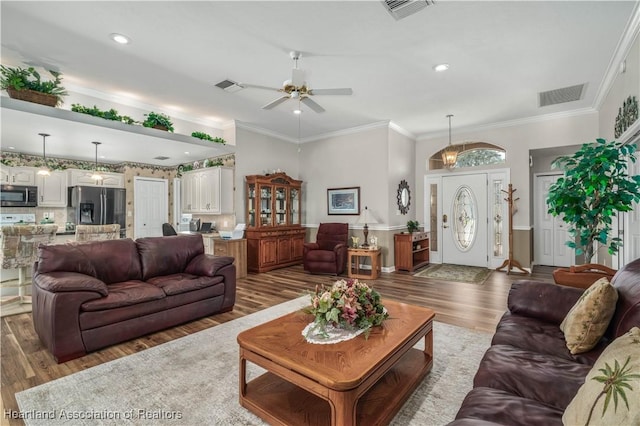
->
443, 225, 449, 229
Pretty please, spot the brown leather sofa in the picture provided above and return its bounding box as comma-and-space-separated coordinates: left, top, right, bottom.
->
303, 222, 349, 275
448, 257, 640, 426
32, 234, 236, 363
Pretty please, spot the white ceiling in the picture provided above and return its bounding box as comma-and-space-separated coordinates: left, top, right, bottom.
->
1, 1, 638, 166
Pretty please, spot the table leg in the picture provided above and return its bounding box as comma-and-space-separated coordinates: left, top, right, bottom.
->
239, 350, 247, 398
327, 389, 358, 426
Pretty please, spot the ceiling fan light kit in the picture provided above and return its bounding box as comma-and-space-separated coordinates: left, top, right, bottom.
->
223, 51, 353, 114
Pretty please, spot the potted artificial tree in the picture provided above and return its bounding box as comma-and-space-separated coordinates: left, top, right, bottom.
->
143, 112, 174, 132
547, 138, 640, 287
0, 65, 67, 107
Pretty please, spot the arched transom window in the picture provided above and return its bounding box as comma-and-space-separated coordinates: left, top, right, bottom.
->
429, 142, 505, 170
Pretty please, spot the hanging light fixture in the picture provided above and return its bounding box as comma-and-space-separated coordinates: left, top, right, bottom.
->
442, 114, 458, 169
37, 133, 51, 176
91, 141, 103, 181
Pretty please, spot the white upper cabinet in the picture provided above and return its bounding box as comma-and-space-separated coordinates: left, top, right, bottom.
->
36, 170, 68, 207
68, 169, 125, 188
181, 167, 233, 214
2, 166, 36, 185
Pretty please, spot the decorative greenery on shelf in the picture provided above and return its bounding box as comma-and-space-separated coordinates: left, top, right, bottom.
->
71, 104, 137, 124
407, 220, 420, 233
191, 131, 226, 144
547, 138, 640, 263
142, 112, 174, 132
0, 65, 68, 106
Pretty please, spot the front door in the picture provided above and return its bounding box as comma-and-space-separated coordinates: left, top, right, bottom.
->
442, 174, 488, 267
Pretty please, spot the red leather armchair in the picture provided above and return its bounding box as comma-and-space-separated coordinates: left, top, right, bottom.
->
303, 223, 349, 275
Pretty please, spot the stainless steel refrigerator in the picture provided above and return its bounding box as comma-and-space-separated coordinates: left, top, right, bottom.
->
68, 186, 126, 238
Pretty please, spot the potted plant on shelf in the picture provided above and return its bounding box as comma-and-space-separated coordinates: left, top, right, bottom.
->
0, 65, 68, 107
406, 220, 420, 233
191, 131, 226, 144
142, 112, 174, 132
547, 138, 640, 287
71, 104, 137, 124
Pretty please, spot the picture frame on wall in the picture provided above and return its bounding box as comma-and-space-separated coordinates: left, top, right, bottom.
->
327, 187, 360, 215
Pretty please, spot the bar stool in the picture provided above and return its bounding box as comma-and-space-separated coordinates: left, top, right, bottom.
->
75, 224, 121, 241
1, 224, 58, 309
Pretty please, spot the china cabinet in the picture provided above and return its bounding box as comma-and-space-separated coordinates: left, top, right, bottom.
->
245, 172, 305, 273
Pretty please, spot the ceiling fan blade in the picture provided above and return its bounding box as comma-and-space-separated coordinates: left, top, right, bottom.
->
262, 96, 290, 110
301, 97, 325, 113
291, 68, 305, 87
308, 88, 353, 96
239, 83, 281, 92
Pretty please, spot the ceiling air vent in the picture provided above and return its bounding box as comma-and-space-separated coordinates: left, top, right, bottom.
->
382, 0, 435, 20
539, 84, 586, 107
214, 79, 244, 93
153, 156, 170, 161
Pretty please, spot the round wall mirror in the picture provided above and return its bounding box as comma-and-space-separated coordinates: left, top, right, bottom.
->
397, 180, 411, 215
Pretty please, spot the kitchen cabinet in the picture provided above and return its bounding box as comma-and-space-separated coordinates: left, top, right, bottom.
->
36, 170, 68, 207
68, 169, 124, 188
2, 166, 36, 185
202, 235, 247, 278
181, 167, 233, 214
394, 232, 430, 272
245, 172, 304, 273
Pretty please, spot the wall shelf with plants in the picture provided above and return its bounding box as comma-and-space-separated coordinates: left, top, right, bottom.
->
1, 96, 235, 158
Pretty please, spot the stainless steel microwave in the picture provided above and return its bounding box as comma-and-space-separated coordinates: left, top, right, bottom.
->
0, 184, 38, 207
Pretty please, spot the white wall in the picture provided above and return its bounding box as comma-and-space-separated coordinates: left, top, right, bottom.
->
387, 127, 416, 227
234, 125, 300, 224
415, 112, 600, 228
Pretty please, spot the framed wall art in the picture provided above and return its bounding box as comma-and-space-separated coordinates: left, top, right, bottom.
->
327, 187, 360, 215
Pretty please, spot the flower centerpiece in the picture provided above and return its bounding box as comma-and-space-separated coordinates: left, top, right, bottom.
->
303, 278, 388, 343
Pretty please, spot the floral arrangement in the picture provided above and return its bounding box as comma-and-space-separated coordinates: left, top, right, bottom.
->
306, 278, 388, 339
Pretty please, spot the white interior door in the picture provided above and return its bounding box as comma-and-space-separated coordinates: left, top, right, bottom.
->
442, 174, 488, 267
134, 177, 168, 239
534, 174, 572, 267
622, 155, 640, 267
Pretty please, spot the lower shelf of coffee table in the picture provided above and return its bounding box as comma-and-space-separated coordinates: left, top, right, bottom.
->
241, 347, 433, 426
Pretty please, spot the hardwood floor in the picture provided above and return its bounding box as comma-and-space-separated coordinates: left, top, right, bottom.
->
0, 265, 554, 425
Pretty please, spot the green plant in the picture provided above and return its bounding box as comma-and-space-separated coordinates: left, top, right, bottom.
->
191, 132, 226, 144
407, 220, 420, 233
0, 65, 68, 105
142, 112, 174, 132
71, 104, 137, 124
547, 138, 640, 263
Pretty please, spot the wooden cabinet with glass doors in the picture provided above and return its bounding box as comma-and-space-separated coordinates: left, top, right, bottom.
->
245, 173, 305, 273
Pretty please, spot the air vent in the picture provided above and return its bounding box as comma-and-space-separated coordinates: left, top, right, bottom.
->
214, 79, 244, 93
382, 0, 434, 20
539, 84, 586, 107
153, 156, 170, 161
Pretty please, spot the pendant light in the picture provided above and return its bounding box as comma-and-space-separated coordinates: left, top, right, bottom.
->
91, 141, 103, 181
37, 133, 51, 176
442, 114, 458, 169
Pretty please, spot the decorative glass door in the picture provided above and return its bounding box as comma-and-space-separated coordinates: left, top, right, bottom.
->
259, 185, 273, 227
247, 183, 256, 227
275, 186, 287, 226
289, 188, 300, 225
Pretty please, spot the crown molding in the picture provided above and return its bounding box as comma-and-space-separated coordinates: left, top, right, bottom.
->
302, 120, 392, 143
234, 120, 299, 143
593, 1, 640, 111
389, 121, 416, 139
416, 107, 597, 141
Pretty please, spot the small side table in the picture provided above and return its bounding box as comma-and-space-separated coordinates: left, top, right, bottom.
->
347, 247, 382, 280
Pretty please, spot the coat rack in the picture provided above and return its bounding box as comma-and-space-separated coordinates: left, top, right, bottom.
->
496, 184, 529, 275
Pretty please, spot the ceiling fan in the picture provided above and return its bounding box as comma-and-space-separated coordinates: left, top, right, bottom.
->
238, 51, 353, 113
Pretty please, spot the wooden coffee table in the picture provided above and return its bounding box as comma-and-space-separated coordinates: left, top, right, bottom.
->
237, 300, 435, 425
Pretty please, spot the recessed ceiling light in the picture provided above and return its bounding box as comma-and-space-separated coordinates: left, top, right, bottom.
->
184, 151, 190, 155
110, 33, 131, 45
293, 109, 302, 115
433, 63, 449, 72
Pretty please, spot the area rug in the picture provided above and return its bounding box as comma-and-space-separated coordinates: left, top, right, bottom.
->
414, 263, 492, 284
16, 297, 491, 426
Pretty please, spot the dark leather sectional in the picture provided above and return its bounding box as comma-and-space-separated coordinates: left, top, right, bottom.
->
449, 258, 640, 426
32, 234, 236, 363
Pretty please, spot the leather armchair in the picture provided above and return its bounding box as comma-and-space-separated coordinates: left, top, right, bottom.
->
303, 223, 349, 275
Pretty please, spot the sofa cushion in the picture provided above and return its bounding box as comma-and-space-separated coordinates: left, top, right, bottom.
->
454, 387, 564, 426
492, 313, 606, 365
473, 345, 592, 410
81, 281, 165, 311
560, 277, 618, 354
607, 259, 640, 339
305, 250, 336, 263
147, 273, 224, 296
137, 234, 204, 280
36, 239, 142, 284
563, 327, 640, 426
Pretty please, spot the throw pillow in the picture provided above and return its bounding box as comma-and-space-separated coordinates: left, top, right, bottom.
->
560, 277, 618, 354
563, 327, 640, 426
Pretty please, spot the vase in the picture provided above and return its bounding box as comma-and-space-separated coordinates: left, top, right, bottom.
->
6, 87, 58, 107
552, 263, 616, 289
152, 124, 169, 131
